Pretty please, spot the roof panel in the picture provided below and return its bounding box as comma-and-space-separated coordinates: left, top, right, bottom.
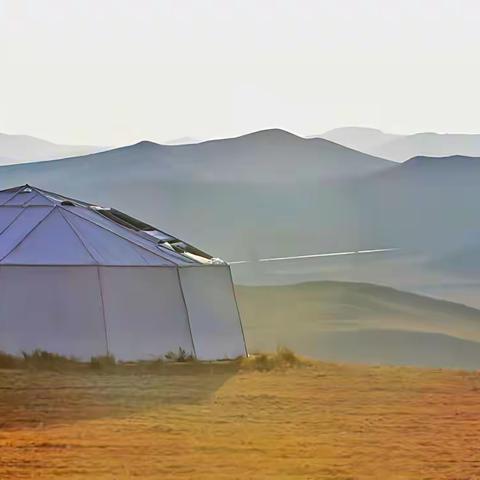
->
4, 190, 38, 206
1, 209, 95, 265
0, 185, 210, 266
0, 207, 23, 233
62, 206, 196, 265
62, 210, 175, 266
0, 191, 20, 205
0, 207, 53, 259
23, 192, 56, 206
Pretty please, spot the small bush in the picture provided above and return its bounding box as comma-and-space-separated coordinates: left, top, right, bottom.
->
276, 346, 300, 366
242, 347, 307, 372
90, 354, 116, 370
21, 349, 79, 370
164, 347, 195, 362
249, 352, 274, 371
0, 351, 20, 369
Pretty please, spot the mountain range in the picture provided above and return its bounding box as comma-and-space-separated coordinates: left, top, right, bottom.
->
0, 132, 105, 165
320, 126, 480, 161
0, 128, 478, 311
0, 128, 479, 368
0, 129, 394, 260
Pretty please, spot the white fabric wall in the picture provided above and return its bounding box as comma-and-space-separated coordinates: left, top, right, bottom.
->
179, 265, 246, 360
99, 267, 194, 360
0, 266, 107, 359
0, 265, 246, 362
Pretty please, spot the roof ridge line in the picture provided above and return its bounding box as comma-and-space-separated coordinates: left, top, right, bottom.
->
21, 192, 50, 207
33, 186, 93, 207
0, 186, 26, 206
57, 208, 99, 265
0, 207, 56, 263
29, 187, 57, 205
60, 206, 166, 267
0, 207, 28, 237
59, 206, 179, 266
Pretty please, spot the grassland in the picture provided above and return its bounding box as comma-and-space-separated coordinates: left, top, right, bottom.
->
1, 358, 480, 479
237, 281, 480, 369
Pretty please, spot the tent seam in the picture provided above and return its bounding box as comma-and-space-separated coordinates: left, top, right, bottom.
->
0, 186, 24, 206
33, 187, 203, 261
57, 208, 100, 264
0, 207, 56, 263
24, 189, 55, 206
21, 193, 40, 206
62, 208, 161, 266
176, 267, 197, 358
33, 186, 93, 207
60, 206, 179, 266
0, 207, 28, 237
226, 265, 248, 357
96, 266, 111, 356
21, 193, 46, 207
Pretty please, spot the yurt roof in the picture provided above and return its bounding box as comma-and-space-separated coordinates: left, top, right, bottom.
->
0, 185, 215, 266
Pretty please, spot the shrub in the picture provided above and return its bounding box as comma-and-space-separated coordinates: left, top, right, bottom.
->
164, 347, 195, 362
276, 346, 300, 366
242, 347, 307, 372
21, 349, 79, 370
89, 354, 116, 370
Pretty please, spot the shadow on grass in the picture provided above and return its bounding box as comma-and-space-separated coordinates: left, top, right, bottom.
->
0, 354, 240, 430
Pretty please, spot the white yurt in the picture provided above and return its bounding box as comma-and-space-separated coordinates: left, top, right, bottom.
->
0, 185, 246, 360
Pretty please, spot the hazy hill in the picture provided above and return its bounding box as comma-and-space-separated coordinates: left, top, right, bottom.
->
237, 281, 480, 369
0, 129, 478, 306
375, 133, 480, 162
320, 127, 480, 162
0, 129, 394, 261
320, 127, 401, 156
162, 136, 200, 145
0, 129, 392, 182
359, 155, 480, 251
124, 129, 392, 183
0, 132, 105, 165
429, 242, 480, 277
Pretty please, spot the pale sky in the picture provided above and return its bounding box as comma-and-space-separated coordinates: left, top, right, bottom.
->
1, 0, 480, 146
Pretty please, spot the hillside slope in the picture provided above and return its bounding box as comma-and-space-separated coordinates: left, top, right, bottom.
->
358, 155, 480, 260
320, 127, 401, 156
319, 126, 480, 161
0, 132, 105, 164
374, 132, 480, 162
0, 128, 392, 183
237, 281, 480, 369
0, 129, 477, 307
0, 129, 394, 261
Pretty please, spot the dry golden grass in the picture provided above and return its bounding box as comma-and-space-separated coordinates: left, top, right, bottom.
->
0, 359, 480, 479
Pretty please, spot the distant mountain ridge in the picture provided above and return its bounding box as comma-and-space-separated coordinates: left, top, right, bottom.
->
0, 128, 395, 265
316, 127, 401, 155
0, 127, 478, 309
403, 154, 480, 169
0, 132, 106, 165
319, 127, 480, 161
0, 128, 393, 183
162, 136, 200, 145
